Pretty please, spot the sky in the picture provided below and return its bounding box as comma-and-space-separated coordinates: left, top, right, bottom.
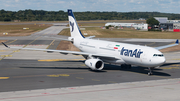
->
0, 0, 180, 13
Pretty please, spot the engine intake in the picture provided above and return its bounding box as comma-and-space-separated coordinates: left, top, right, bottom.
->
85, 59, 104, 70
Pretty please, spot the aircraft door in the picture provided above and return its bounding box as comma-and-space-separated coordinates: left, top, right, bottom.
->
140, 51, 150, 65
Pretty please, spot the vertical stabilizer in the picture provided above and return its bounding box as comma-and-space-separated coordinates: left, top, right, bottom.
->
68, 9, 85, 38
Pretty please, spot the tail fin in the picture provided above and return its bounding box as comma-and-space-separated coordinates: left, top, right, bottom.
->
68, 9, 84, 38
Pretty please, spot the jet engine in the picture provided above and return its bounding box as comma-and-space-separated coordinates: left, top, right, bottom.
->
85, 59, 104, 70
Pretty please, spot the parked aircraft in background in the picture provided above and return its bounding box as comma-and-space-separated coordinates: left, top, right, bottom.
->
2, 9, 179, 76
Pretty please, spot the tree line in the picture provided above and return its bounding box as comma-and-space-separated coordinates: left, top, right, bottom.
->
0, 9, 180, 21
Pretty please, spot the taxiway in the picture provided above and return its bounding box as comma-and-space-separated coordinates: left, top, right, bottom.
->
0, 24, 180, 100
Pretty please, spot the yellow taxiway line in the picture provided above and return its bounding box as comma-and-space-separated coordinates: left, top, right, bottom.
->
46, 39, 55, 49
0, 77, 9, 79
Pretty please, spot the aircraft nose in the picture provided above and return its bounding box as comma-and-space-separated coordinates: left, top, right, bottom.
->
151, 57, 166, 66
157, 57, 166, 65
161, 57, 166, 64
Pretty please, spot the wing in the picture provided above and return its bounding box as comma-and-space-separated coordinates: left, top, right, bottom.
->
155, 39, 179, 50
1, 42, 119, 60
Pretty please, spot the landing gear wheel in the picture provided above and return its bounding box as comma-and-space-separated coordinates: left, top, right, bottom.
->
148, 72, 153, 76
148, 67, 153, 76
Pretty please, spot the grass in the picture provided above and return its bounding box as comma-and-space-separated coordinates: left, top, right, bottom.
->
59, 28, 71, 36
78, 20, 145, 26
78, 23, 105, 27
0, 24, 52, 36
1, 20, 180, 39
0, 40, 6, 43
58, 27, 180, 39
66, 20, 146, 27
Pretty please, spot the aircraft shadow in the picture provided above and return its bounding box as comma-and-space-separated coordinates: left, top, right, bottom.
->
161, 62, 180, 67
20, 67, 88, 70
55, 60, 85, 63
20, 62, 171, 76
103, 64, 171, 76
20, 66, 107, 72
20, 60, 180, 76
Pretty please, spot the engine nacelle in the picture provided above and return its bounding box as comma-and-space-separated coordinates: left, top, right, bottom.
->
85, 59, 104, 70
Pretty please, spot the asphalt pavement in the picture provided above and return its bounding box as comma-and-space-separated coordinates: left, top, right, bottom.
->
0, 24, 180, 101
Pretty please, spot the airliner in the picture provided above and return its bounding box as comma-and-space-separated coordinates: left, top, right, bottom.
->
2, 9, 179, 76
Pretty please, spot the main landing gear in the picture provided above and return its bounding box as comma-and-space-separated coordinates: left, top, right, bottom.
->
148, 67, 154, 76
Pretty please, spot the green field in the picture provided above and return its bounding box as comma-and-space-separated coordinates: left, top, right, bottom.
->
58, 27, 180, 39
0, 24, 52, 36
1, 21, 180, 39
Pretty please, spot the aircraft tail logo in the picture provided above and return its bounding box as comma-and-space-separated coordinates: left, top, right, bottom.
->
68, 9, 85, 38
69, 21, 74, 32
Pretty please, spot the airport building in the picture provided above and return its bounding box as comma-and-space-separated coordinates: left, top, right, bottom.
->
105, 17, 180, 32
105, 23, 135, 27
105, 22, 148, 30
154, 17, 168, 23
154, 17, 180, 32
132, 23, 148, 30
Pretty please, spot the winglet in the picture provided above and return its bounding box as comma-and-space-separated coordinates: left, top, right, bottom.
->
176, 39, 179, 44
1, 42, 9, 48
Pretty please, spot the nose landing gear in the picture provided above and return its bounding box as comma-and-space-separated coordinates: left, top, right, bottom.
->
148, 67, 154, 76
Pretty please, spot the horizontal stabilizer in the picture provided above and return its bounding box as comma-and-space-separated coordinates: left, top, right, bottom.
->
1, 42, 9, 48
176, 39, 179, 44
155, 39, 179, 50
85, 36, 95, 39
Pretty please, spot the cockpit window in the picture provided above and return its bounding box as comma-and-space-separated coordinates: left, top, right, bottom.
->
153, 54, 164, 57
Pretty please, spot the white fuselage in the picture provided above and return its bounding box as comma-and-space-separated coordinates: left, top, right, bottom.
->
73, 37, 166, 67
